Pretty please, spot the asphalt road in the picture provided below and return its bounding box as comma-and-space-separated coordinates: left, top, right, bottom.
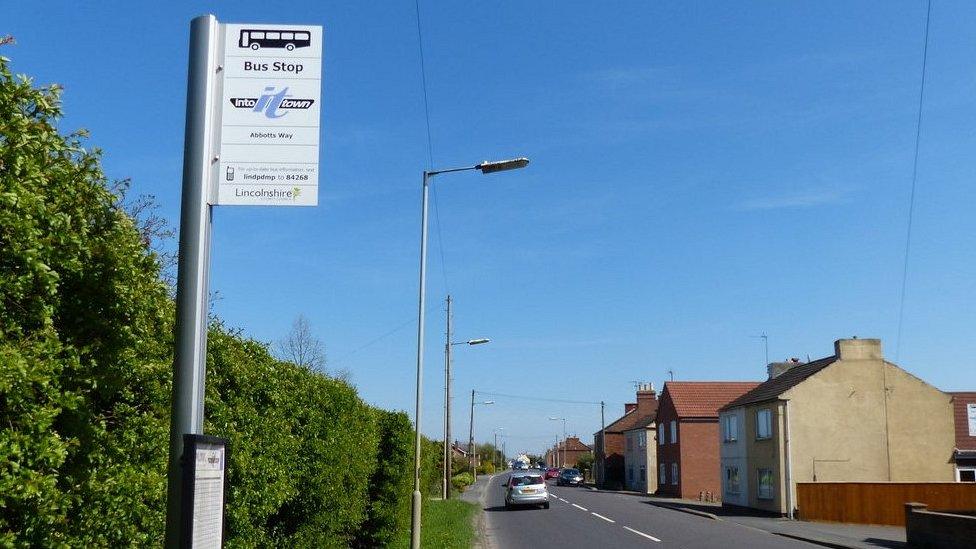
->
479, 471, 819, 549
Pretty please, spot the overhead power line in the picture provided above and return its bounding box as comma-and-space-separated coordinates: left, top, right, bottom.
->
475, 390, 606, 406
896, 0, 932, 362
413, 0, 450, 293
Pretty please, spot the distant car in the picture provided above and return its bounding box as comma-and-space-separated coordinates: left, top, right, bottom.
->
557, 468, 584, 486
544, 467, 560, 479
505, 471, 550, 509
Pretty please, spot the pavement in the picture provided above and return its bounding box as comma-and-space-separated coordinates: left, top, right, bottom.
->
641, 497, 905, 549
463, 472, 907, 549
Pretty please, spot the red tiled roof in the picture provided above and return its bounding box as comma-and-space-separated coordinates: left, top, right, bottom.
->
664, 381, 762, 418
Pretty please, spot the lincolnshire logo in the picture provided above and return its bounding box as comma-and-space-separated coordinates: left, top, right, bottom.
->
229, 86, 314, 119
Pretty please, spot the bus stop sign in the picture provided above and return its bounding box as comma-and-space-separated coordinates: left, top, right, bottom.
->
215, 23, 323, 206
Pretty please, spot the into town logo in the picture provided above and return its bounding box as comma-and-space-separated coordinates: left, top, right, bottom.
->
229, 86, 314, 119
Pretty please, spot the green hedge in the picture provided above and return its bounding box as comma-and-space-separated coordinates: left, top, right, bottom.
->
0, 53, 434, 547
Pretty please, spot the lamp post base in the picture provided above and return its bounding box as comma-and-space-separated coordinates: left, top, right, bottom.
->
410, 490, 422, 548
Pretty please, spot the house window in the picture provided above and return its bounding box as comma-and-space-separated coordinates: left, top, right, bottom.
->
640, 466, 646, 482
756, 409, 772, 440
958, 468, 976, 483
670, 420, 678, 444
658, 423, 666, 445
725, 466, 740, 494
968, 403, 976, 436
626, 434, 633, 451
722, 414, 738, 442
671, 463, 679, 485
659, 463, 666, 484
757, 468, 774, 499
639, 431, 646, 447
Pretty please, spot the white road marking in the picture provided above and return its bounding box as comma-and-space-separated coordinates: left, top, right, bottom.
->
624, 526, 661, 542
557, 497, 568, 502
572, 503, 589, 511
591, 512, 615, 523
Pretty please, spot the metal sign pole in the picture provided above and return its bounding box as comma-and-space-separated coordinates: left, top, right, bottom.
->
165, 14, 220, 549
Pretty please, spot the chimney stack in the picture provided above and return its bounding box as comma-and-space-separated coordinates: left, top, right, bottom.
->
834, 338, 883, 361
637, 382, 657, 405
767, 357, 805, 380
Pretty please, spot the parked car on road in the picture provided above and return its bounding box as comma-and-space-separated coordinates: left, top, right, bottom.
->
556, 468, 584, 486
544, 467, 560, 479
505, 471, 550, 509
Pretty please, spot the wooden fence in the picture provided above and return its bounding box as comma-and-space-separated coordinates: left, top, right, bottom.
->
796, 482, 976, 526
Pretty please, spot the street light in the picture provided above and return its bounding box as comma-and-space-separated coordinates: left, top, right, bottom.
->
411, 158, 529, 549
442, 297, 490, 500
493, 428, 506, 470
468, 394, 494, 480
549, 417, 567, 467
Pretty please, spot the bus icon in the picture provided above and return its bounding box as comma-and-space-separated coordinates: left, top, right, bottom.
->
239, 29, 311, 51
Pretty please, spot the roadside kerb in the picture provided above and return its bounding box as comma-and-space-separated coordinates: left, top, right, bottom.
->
645, 500, 721, 521
643, 499, 898, 549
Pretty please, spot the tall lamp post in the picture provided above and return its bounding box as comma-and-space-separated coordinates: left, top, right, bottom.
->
411, 158, 529, 549
442, 302, 489, 500
549, 417, 567, 467
468, 393, 494, 480
493, 428, 506, 469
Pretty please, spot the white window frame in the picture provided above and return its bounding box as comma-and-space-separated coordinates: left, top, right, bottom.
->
658, 423, 665, 445
756, 409, 772, 440
968, 403, 976, 437
757, 468, 774, 499
659, 463, 666, 485
670, 420, 678, 444
957, 467, 976, 483
671, 463, 679, 485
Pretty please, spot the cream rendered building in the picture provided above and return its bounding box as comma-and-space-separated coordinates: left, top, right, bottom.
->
623, 418, 657, 493
719, 338, 955, 516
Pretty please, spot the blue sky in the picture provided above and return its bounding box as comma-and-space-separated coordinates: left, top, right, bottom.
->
7, 1, 976, 456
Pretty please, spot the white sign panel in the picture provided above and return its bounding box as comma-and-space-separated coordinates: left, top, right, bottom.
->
215, 24, 322, 206
191, 442, 225, 548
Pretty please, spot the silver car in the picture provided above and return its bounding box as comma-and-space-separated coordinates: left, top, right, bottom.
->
505, 471, 550, 509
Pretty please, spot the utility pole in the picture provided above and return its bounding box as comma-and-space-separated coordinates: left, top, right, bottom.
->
494, 431, 499, 469
600, 400, 605, 486
442, 295, 452, 499
468, 389, 475, 478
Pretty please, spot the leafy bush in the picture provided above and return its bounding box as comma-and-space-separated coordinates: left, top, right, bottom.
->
477, 462, 495, 475
355, 410, 413, 548
451, 472, 474, 492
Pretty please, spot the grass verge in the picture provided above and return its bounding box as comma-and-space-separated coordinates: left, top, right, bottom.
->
390, 499, 479, 549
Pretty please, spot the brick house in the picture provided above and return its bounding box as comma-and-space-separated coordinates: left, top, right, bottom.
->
546, 436, 593, 469
950, 392, 976, 482
594, 384, 658, 488
655, 381, 760, 500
